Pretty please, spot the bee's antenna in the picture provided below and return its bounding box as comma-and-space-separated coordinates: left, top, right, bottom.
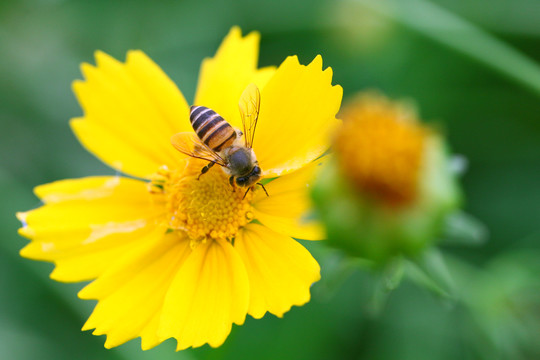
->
257, 183, 269, 197
242, 188, 250, 200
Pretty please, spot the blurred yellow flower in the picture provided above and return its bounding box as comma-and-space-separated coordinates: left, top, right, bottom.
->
336, 92, 428, 207
17, 27, 342, 350
313, 92, 461, 262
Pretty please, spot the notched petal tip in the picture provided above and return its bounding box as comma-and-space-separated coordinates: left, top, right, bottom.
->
17, 226, 34, 239
19, 246, 32, 259
126, 49, 145, 59
333, 84, 344, 97
71, 79, 85, 95
226, 25, 259, 41
77, 285, 95, 300
244, 29, 260, 43
103, 333, 128, 350
94, 50, 120, 67
69, 117, 83, 129
79, 62, 98, 80
81, 318, 94, 331
228, 25, 242, 36
33, 182, 52, 200
125, 49, 157, 70
309, 55, 340, 89
141, 339, 158, 351
93, 49, 106, 60
284, 55, 300, 66
15, 211, 27, 222
322, 64, 333, 78
309, 54, 323, 70
49, 269, 61, 281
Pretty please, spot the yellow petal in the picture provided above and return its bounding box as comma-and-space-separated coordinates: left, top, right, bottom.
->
139, 312, 162, 350
254, 55, 342, 177
194, 26, 275, 129
252, 158, 327, 240
235, 223, 320, 319
19, 176, 165, 282
79, 231, 191, 349
158, 239, 249, 350
72, 50, 190, 179
32, 176, 153, 204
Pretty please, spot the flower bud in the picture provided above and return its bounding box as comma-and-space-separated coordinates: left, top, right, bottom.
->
313, 92, 462, 263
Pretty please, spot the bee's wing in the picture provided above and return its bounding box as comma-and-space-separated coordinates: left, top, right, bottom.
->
238, 83, 261, 149
170, 132, 227, 166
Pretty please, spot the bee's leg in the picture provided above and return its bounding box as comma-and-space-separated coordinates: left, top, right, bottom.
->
229, 176, 236, 192
197, 161, 215, 180
257, 183, 269, 197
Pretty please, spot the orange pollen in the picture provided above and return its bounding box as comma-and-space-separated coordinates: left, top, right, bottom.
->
335, 93, 428, 207
150, 159, 254, 247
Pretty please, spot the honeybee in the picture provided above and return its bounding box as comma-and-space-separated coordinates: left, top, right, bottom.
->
171, 83, 268, 196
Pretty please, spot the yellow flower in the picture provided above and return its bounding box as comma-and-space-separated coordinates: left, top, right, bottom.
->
17, 27, 342, 350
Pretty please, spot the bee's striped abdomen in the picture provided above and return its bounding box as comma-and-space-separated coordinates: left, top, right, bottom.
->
190, 105, 237, 152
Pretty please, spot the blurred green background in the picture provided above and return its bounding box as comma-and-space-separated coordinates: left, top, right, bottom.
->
1, 0, 540, 359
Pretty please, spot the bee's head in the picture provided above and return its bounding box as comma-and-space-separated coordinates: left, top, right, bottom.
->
235, 165, 261, 187
226, 147, 261, 187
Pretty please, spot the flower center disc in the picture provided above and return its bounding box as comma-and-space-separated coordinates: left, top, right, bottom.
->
164, 159, 254, 245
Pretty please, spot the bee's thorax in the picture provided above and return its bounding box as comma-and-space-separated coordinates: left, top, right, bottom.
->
224, 147, 255, 176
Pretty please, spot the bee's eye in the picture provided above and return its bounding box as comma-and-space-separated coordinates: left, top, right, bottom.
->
236, 177, 247, 186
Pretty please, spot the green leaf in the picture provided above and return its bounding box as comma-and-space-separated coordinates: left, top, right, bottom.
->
366, 257, 405, 316
404, 249, 455, 300
441, 211, 489, 246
